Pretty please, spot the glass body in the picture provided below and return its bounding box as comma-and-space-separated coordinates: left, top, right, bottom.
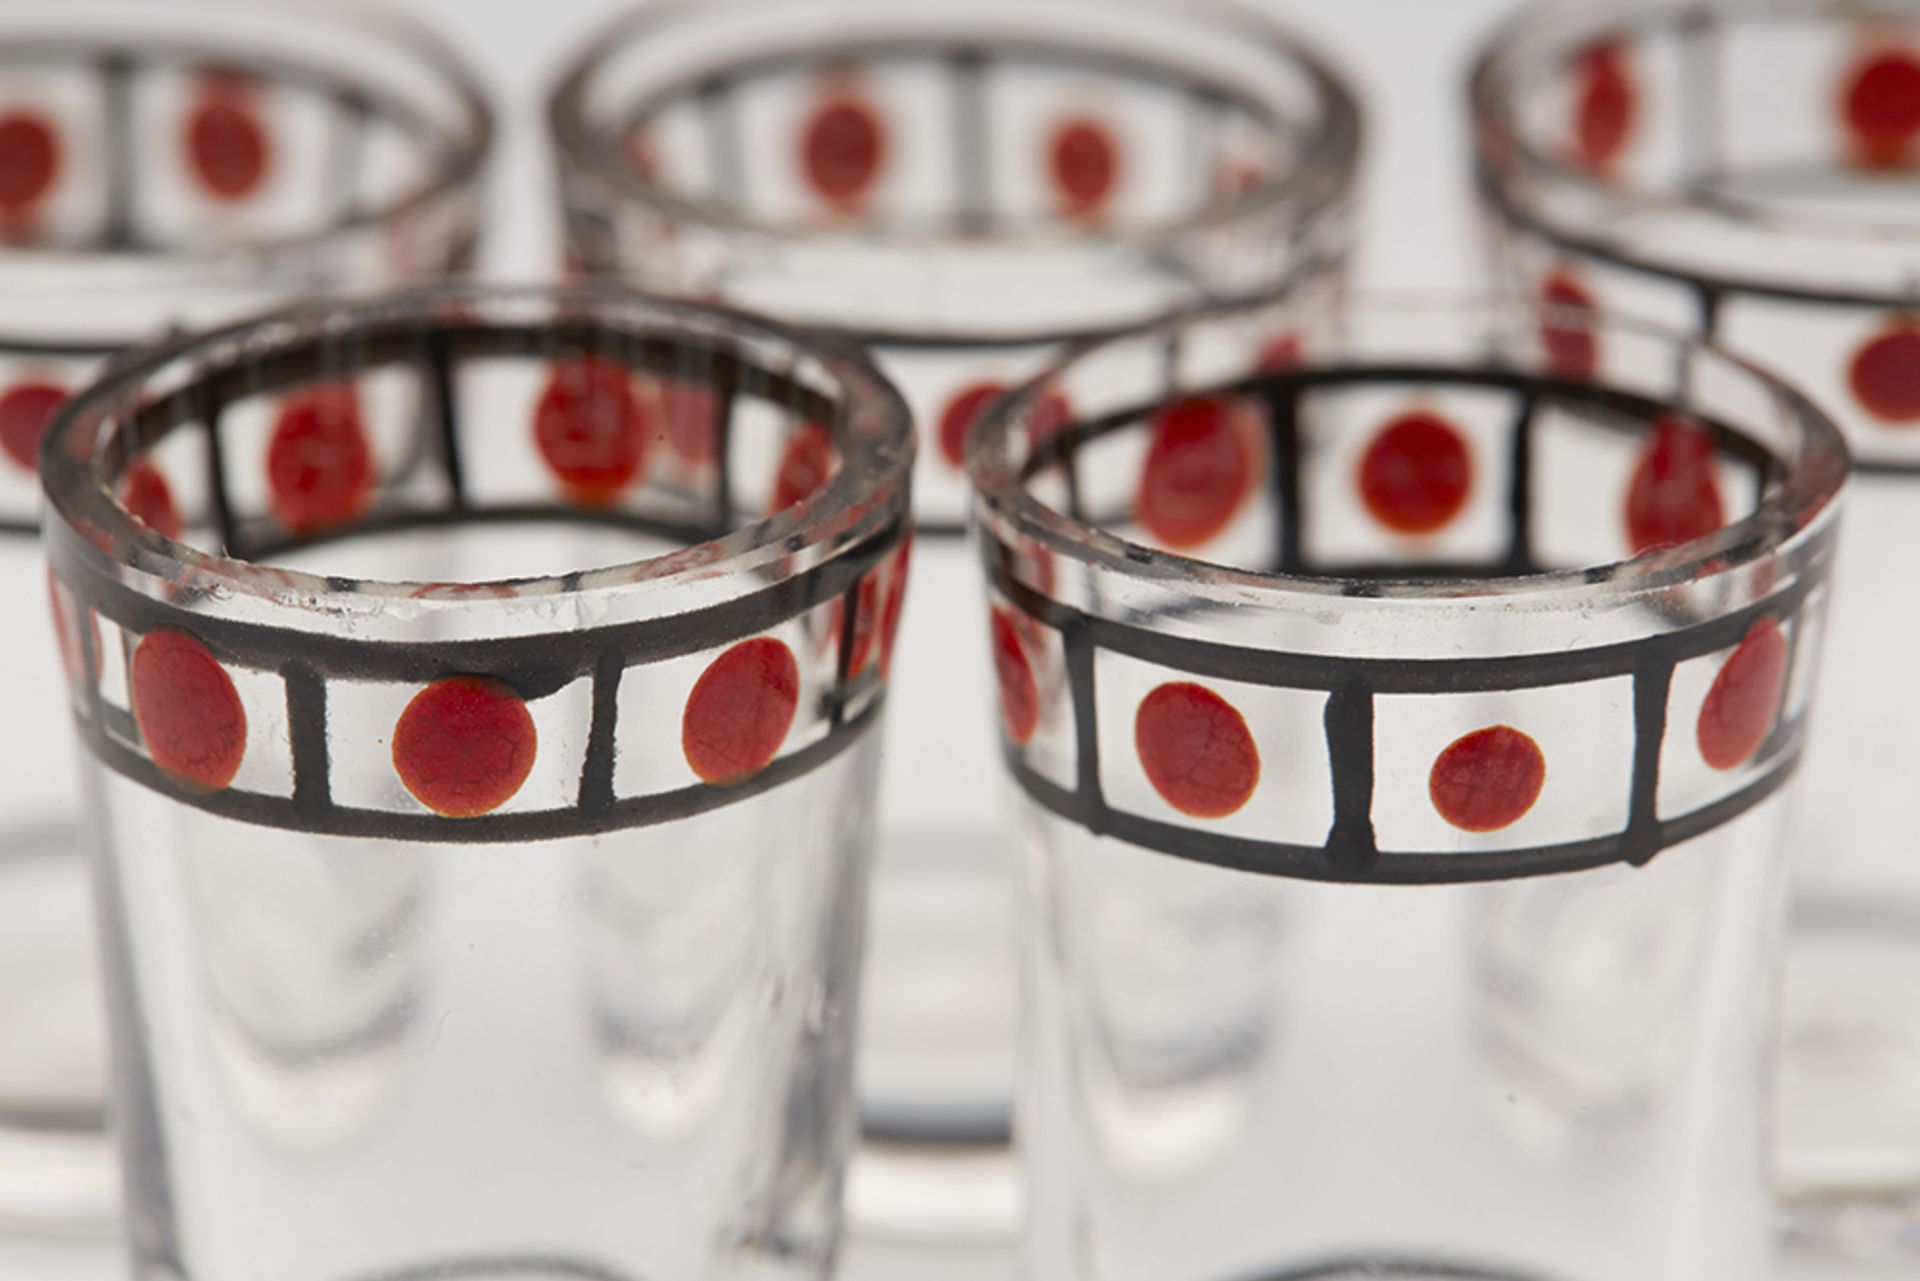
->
966, 297, 1848, 1281
548, 0, 1359, 1236
39, 286, 915, 1281
0, 0, 489, 1233
1470, 1, 1920, 1254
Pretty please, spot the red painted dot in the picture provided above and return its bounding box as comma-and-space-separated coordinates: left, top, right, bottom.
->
878, 534, 912, 677
1848, 322, 1920, 423
1842, 46, 1920, 167
0, 379, 66, 472
1050, 116, 1120, 216
268, 385, 374, 532
534, 356, 650, 506
990, 606, 1039, 746
939, 382, 1007, 470
770, 422, 835, 513
1135, 395, 1255, 549
1698, 618, 1789, 772
998, 543, 1060, 662
1017, 390, 1076, 457
1539, 270, 1599, 380
121, 460, 183, 540
1572, 40, 1635, 172
1257, 334, 1302, 372
184, 79, 271, 202
45, 568, 98, 687
948, 386, 1075, 476
409, 581, 518, 602
802, 93, 885, 207
1134, 682, 1260, 820
391, 676, 537, 818
655, 379, 721, 465
1625, 414, 1724, 555
0, 111, 58, 216
1429, 725, 1546, 833
1357, 410, 1473, 536
627, 127, 659, 181
1215, 155, 1269, 199
830, 571, 884, 677
1006, 545, 1059, 666
130, 629, 247, 793
682, 637, 801, 786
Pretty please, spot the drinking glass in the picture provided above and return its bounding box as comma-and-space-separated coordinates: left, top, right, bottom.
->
0, 0, 490, 1234
966, 295, 1847, 1281
1470, 1, 1920, 1254
38, 284, 914, 1281
547, 0, 1359, 1236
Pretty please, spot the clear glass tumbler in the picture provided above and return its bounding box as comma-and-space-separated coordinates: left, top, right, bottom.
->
38, 284, 914, 1281
547, 0, 1359, 1237
966, 295, 1847, 1281
1470, 1, 1920, 1254
0, 0, 489, 1234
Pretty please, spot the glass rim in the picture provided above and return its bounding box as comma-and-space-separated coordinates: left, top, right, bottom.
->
1470, 0, 1920, 304
965, 290, 1851, 608
0, 0, 494, 284
544, 0, 1363, 268
39, 281, 916, 617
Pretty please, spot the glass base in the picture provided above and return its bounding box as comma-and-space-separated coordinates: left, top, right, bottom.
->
1228, 1267, 1554, 1281
840, 1227, 1014, 1281
844, 1245, 1562, 1281
138, 1252, 825, 1281
0, 1229, 123, 1281
0, 820, 114, 1234
1779, 1238, 1918, 1280
1776, 892, 1920, 1261
344, 1260, 644, 1281
1780, 1195, 1920, 1269
852, 823, 1018, 1243
845, 1139, 1019, 1247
